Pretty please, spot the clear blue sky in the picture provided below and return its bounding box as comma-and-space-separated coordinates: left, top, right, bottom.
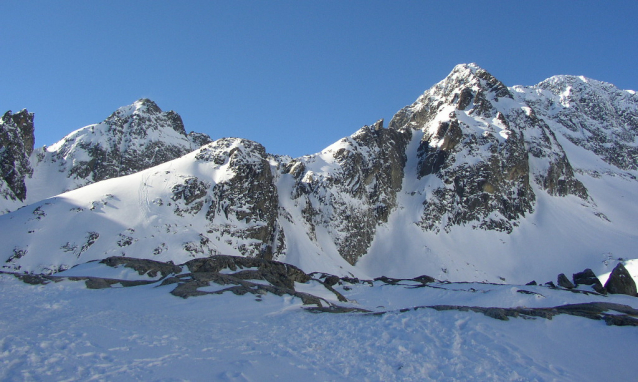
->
2, 1, 637, 157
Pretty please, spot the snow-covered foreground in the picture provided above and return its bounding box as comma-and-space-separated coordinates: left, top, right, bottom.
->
1, 272, 637, 381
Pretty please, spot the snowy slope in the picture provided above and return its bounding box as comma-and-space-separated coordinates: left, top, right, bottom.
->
0, 99, 212, 214
1, 64, 637, 285
1, 259, 638, 381
0, 138, 364, 277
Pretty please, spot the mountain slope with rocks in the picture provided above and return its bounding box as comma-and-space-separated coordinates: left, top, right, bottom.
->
0, 99, 212, 214
1, 64, 636, 285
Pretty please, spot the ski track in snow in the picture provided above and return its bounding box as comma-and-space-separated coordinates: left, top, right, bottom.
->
139, 171, 152, 219
1, 275, 637, 381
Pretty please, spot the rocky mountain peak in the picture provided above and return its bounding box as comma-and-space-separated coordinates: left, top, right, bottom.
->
387, 63, 594, 234
107, 98, 161, 118
0, 100, 213, 214
389, 64, 512, 131
535, 74, 638, 116
133, 98, 162, 112
26, 99, 211, 197
102, 98, 187, 137
518, 74, 638, 171
428, 63, 511, 113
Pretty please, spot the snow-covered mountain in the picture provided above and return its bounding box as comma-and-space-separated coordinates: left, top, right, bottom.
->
2, 64, 637, 284
0, 99, 212, 214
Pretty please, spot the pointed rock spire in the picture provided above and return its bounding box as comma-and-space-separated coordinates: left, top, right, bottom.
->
604, 263, 637, 296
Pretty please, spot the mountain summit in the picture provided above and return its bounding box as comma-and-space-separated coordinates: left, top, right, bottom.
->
0, 99, 212, 214
1, 65, 636, 283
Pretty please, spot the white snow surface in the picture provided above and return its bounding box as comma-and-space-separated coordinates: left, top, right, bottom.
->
1, 271, 637, 381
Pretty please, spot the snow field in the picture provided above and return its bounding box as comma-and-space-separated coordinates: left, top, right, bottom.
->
1, 273, 637, 381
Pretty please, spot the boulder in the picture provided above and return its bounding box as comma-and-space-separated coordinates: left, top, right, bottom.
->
557, 273, 575, 289
572, 268, 606, 294
323, 275, 341, 287
604, 263, 637, 296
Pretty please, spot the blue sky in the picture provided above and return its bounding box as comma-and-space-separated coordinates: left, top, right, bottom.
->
3, 1, 637, 157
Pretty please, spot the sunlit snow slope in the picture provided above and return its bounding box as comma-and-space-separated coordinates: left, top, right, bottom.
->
0, 99, 211, 214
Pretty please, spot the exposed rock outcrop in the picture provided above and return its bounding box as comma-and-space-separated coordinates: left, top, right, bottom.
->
557, 273, 575, 289
573, 268, 606, 294
409, 302, 638, 326
183, 255, 310, 289
0, 110, 35, 211
100, 256, 182, 278
287, 122, 411, 264
198, 138, 284, 259
604, 263, 637, 296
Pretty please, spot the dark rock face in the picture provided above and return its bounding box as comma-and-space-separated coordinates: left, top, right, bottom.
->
198, 138, 284, 260
506, 105, 588, 199
171, 177, 210, 216
604, 263, 637, 296
0, 110, 35, 205
286, 121, 411, 264
573, 269, 606, 294
557, 273, 575, 289
390, 64, 537, 233
184, 255, 310, 289
100, 256, 181, 278
187, 131, 214, 147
